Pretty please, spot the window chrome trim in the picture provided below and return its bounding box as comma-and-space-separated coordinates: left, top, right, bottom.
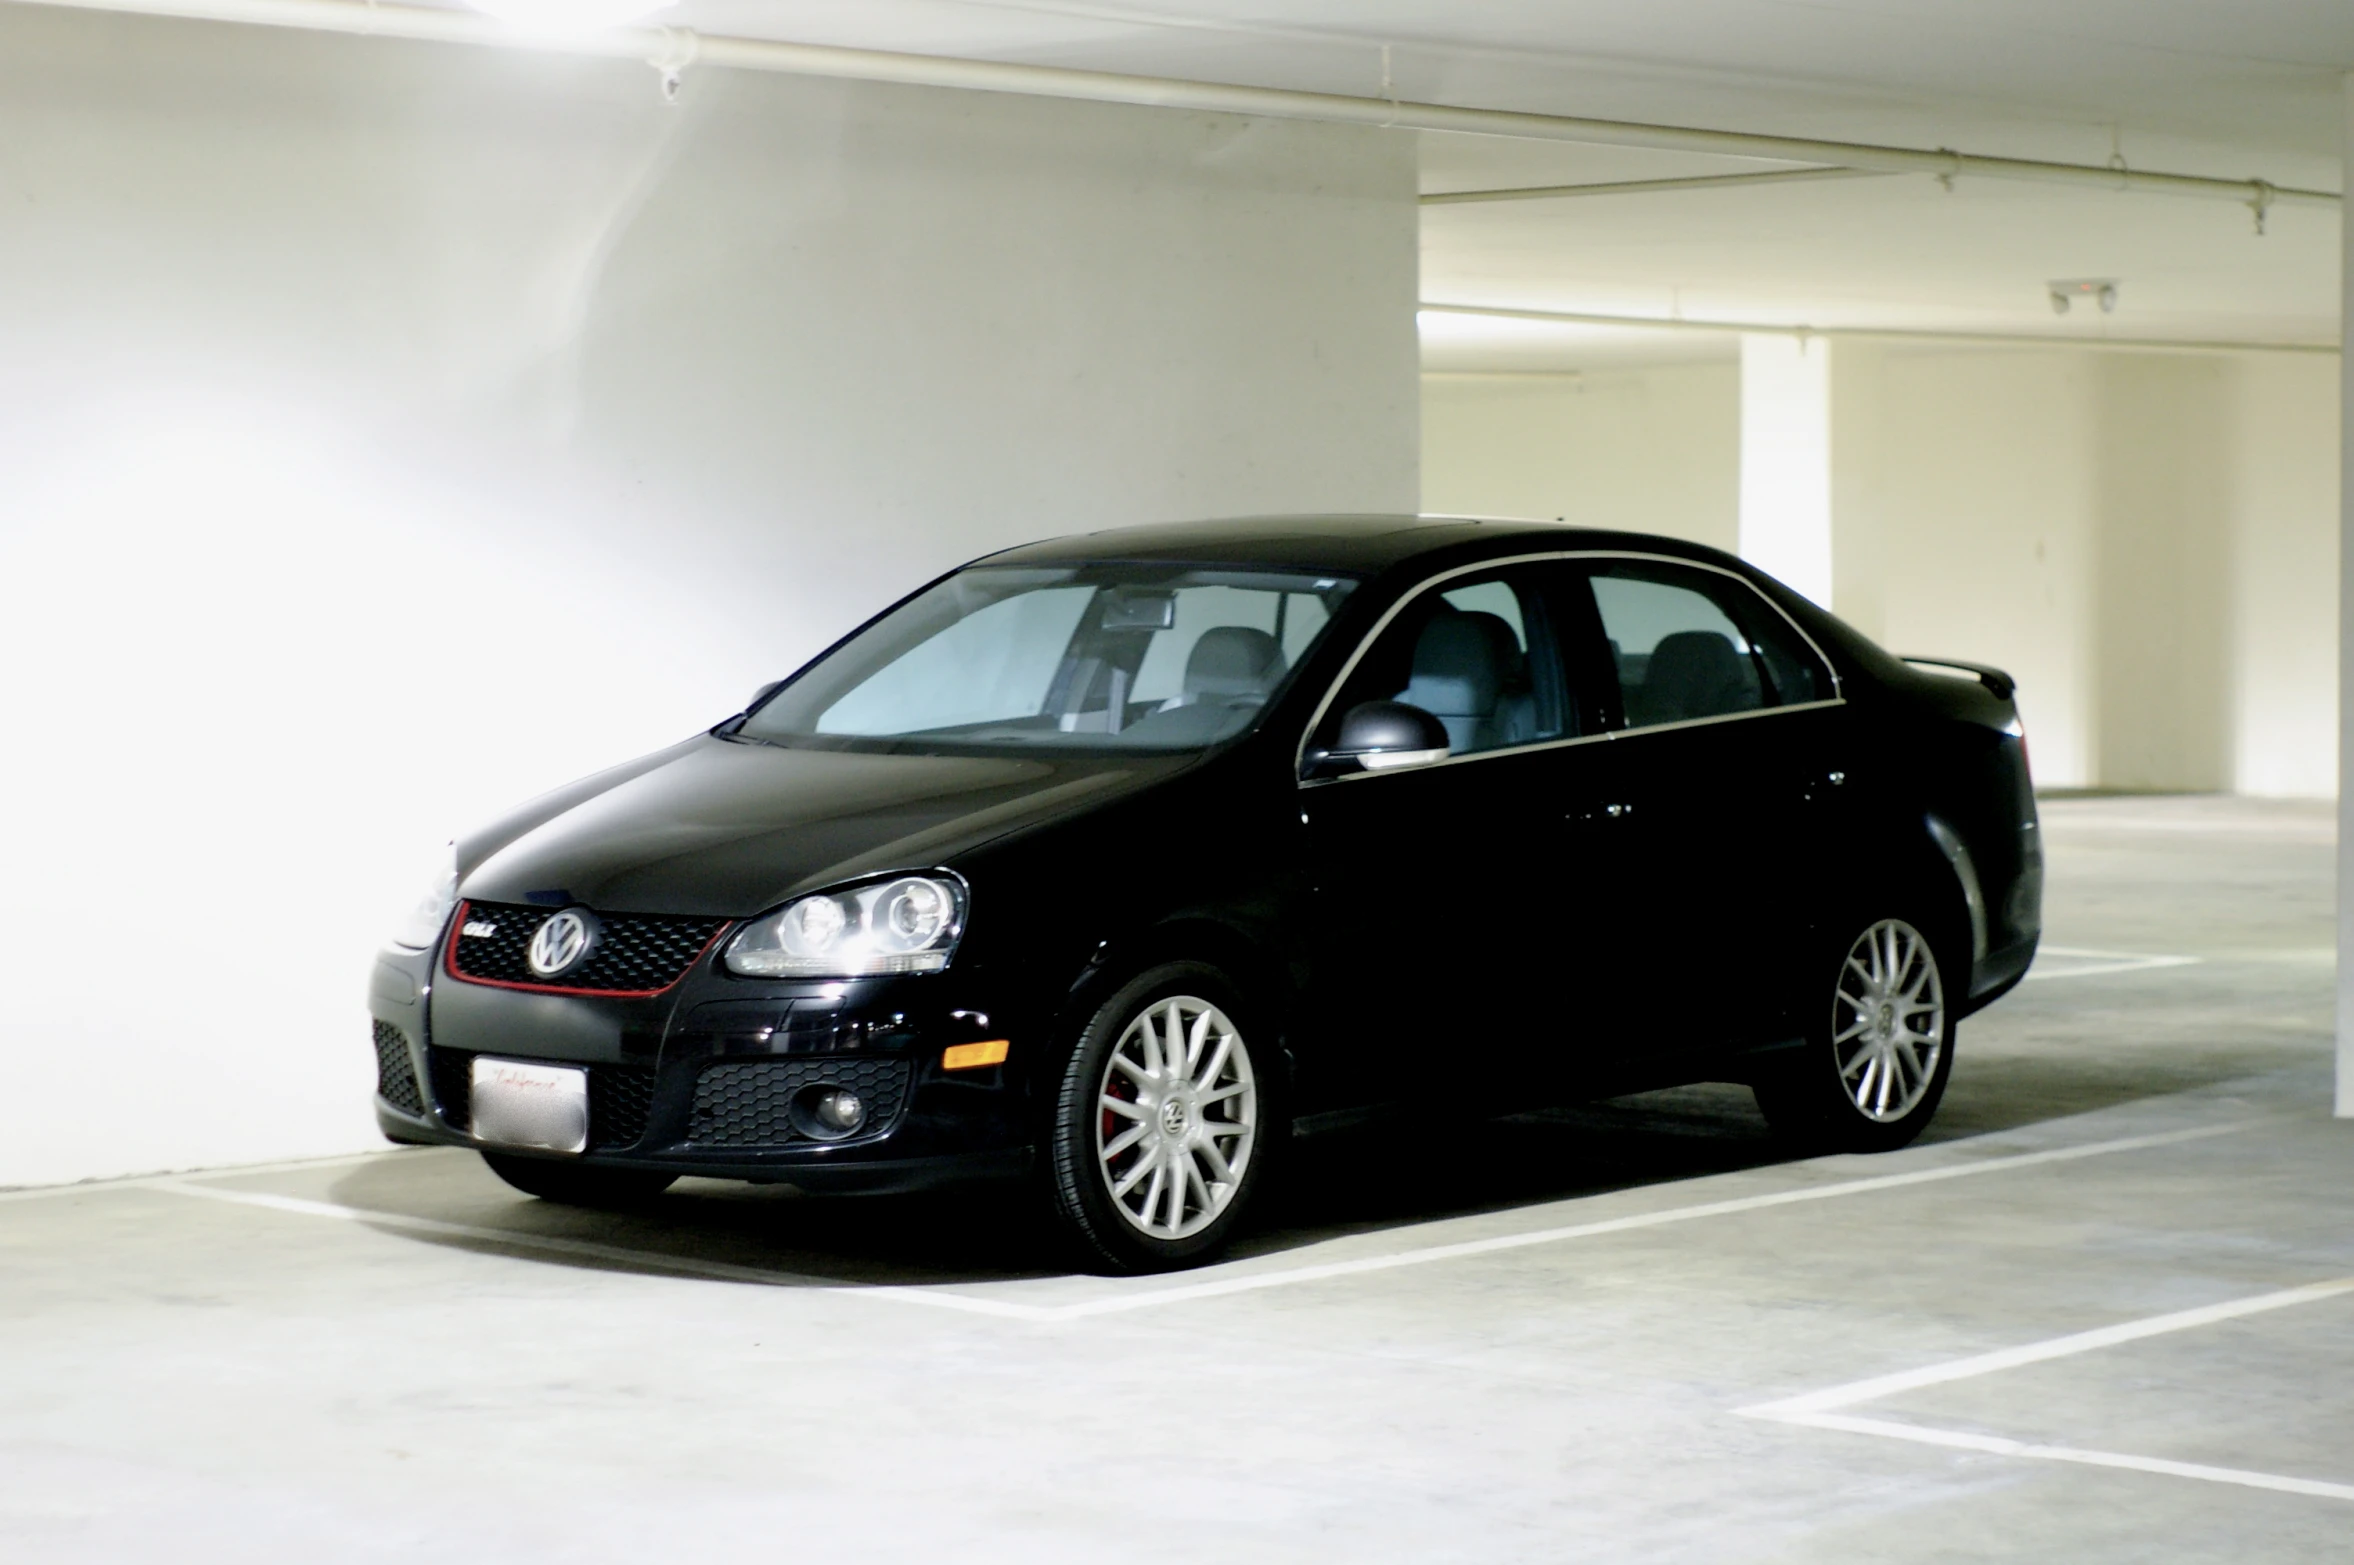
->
1294, 549, 1846, 788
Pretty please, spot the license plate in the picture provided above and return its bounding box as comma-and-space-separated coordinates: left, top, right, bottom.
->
470, 1058, 589, 1154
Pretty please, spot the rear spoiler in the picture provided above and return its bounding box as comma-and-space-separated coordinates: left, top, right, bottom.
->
1901, 656, 2017, 703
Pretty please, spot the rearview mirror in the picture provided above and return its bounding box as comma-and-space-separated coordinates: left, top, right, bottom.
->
1304, 700, 1451, 778
1100, 589, 1178, 631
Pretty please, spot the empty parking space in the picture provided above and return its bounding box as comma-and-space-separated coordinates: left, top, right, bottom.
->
3, 797, 2345, 1561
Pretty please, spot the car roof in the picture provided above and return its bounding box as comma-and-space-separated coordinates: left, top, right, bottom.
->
979, 514, 1745, 578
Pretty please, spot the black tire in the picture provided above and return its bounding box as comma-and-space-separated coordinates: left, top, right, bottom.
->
1046, 961, 1281, 1274
1753, 914, 1958, 1153
480, 1151, 676, 1208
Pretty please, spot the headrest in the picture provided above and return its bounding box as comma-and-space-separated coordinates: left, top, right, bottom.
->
1456, 610, 1526, 683
1184, 626, 1286, 703
1644, 630, 1751, 720
1402, 610, 1504, 717
1393, 602, 1506, 738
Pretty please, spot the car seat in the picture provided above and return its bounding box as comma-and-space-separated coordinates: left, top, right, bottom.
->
1459, 610, 1539, 747
1636, 630, 1759, 724
1399, 608, 1510, 753
1181, 625, 1286, 707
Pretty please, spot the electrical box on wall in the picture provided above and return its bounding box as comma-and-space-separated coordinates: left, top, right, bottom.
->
2048, 278, 2121, 315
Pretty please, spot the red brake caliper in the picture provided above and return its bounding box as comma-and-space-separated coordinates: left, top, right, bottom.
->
1102, 1074, 1137, 1146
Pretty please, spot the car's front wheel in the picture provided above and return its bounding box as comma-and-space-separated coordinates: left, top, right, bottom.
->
1753, 916, 1955, 1152
1047, 963, 1276, 1273
480, 1151, 676, 1208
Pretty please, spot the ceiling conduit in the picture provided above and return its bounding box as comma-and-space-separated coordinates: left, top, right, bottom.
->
1419, 303, 2340, 357
1421, 168, 1894, 205
11, 0, 2342, 215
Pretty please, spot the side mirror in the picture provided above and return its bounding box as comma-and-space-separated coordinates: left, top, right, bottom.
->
747, 679, 785, 712
1305, 700, 1451, 778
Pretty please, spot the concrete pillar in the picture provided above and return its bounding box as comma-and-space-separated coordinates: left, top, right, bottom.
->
1739, 333, 1833, 606
2339, 74, 2354, 1118
0, 3, 1423, 1183
1827, 340, 1889, 642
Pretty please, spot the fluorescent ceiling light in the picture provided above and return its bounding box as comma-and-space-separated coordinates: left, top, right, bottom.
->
468, 0, 675, 33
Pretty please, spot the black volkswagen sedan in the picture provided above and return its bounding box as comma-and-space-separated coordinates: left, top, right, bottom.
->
369, 516, 2040, 1271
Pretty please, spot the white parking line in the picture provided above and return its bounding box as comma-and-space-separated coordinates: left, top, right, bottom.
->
1023, 1121, 2254, 1320
1772, 1413, 2354, 1504
1740, 1275, 2354, 1503
0, 1147, 442, 1204
2024, 946, 2201, 981
152, 1181, 1050, 1320
145, 1119, 2254, 1322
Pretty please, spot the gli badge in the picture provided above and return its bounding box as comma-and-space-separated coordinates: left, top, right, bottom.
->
525, 909, 599, 978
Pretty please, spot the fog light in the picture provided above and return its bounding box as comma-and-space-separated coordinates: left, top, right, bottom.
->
788, 1082, 874, 1140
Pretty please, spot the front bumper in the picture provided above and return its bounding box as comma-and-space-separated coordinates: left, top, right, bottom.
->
367, 940, 1039, 1194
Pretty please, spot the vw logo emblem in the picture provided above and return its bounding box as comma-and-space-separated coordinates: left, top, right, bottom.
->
525, 909, 597, 978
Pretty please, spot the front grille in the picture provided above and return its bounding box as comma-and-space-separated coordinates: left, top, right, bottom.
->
427, 1047, 654, 1150
588, 1064, 658, 1151
690, 1057, 913, 1148
447, 900, 729, 994
373, 1021, 425, 1115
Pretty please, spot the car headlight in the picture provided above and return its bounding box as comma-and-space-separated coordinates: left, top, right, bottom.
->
725, 874, 967, 978
390, 846, 460, 951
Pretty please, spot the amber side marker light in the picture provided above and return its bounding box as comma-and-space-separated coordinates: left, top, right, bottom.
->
942, 1039, 1011, 1071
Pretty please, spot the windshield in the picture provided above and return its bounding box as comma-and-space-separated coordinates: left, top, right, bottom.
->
739, 564, 1359, 754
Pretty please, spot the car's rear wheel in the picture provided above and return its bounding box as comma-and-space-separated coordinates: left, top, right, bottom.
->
1048, 962, 1275, 1273
480, 1151, 675, 1208
1753, 916, 1955, 1152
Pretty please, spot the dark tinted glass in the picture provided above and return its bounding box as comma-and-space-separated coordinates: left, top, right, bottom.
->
1584, 561, 1831, 729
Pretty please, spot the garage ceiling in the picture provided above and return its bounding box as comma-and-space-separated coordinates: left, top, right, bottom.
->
633, 0, 2352, 362
77, 0, 2353, 362
663, 0, 2353, 161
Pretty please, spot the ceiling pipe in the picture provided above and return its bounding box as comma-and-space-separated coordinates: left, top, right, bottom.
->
11, 0, 2341, 214
1420, 302, 2342, 357
1423, 168, 1892, 205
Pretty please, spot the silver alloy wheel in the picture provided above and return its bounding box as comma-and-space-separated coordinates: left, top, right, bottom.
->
1094, 995, 1258, 1240
1834, 919, 1946, 1122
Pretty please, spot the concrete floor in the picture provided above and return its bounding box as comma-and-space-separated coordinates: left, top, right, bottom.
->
4, 795, 2348, 1562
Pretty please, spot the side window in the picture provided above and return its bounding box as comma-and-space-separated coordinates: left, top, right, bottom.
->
1586, 564, 1831, 730
1741, 602, 1832, 706
1316, 567, 1572, 758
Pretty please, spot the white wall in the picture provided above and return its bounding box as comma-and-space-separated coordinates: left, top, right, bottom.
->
1419, 364, 1738, 548
2230, 355, 2341, 798
2095, 356, 2236, 792
1868, 349, 2337, 795
0, 7, 1419, 1186
1423, 341, 2339, 795
1866, 349, 2105, 787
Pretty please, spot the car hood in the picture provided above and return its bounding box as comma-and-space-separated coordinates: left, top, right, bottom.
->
459, 736, 1192, 916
